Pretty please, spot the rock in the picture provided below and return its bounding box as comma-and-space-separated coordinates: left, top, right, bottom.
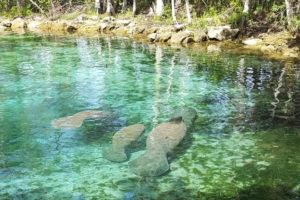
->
1, 20, 12, 27
283, 49, 298, 58
0, 25, 8, 32
144, 27, 159, 35
11, 18, 27, 30
169, 31, 193, 43
194, 30, 207, 42
208, 25, 239, 41
77, 14, 89, 21
113, 26, 129, 35
242, 38, 262, 46
99, 22, 108, 31
148, 33, 157, 42
67, 25, 77, 33
90, 16, 98, 21
27, 21, 42, 32
174, 24, 186, 32
134, 26, 146, 34
102, 16, 115, 22
158, 32, 172, 42
115, 20, 131, 26
183, 37, 195, 43
260, 45, 276, 52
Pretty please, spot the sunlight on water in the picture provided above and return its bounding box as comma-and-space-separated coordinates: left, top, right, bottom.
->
0, 34, 299, 199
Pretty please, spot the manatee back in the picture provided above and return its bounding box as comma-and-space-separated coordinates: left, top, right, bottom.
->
146, 117, 187, 153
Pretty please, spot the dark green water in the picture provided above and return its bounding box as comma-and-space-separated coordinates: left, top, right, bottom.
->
0, 34, 299, 200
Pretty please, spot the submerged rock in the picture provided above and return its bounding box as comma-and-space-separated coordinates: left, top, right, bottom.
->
129, 116, 187, 176
51, 110, 111, 130
102, 124, 145, 162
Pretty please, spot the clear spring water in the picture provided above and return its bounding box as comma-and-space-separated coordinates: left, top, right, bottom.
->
0, 34, 299, 200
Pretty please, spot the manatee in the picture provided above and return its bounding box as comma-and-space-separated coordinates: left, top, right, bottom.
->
129, 116, 187, 176
51, 110, 111, 130
103, 124, 145, 162
171, 107, 197, 129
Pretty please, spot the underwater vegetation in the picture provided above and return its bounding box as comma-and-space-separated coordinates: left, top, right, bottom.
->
0, 34, 299, 199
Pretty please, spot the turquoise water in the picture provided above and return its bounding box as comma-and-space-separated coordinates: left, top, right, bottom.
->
0, 34, 299, 199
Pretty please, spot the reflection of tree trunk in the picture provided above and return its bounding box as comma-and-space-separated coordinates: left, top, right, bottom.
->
271, 67, 286, 118
107, 38, 112, 67
179, 58, 189, 107
294, 70, 300, 126
152, 46, 162, 125
167, 55, 176, 102
235, 58, 246, 131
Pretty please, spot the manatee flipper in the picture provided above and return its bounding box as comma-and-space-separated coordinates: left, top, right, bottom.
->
129, 152, 169, 176
102, 145, 127, 162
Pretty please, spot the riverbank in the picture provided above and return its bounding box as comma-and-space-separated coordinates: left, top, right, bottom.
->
0, 15, 299, 61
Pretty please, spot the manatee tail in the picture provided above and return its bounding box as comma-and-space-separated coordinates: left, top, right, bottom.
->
102, 145, 127, 162
129, 152, 169, 176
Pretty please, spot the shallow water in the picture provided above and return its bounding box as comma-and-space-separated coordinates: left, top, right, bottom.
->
0, 34, 299, 200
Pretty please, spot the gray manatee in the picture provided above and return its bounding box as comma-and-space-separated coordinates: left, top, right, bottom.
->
171, 107, 197, 129
51, 110, 111, 130
129, 116, 187, 176
103, 124, 145, 162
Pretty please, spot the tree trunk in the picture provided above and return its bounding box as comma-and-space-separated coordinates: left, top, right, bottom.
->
242, 0, 250, 28
49, 0, 55, 14
69, 0, 72, 10
16, 0, 21, 14
133, 0, 136, 16
243, 0, 250, 13
285, 0, 292, 26
185, 0, 192, 24
6, 0, 10, 12
106, 0, 115, 16
156, 0, 164, 16
171, 0, 178, 24
29, 0, 45, 14
114, 0, 119, 13
122, 0, 127, 12
175, 0, 181, 8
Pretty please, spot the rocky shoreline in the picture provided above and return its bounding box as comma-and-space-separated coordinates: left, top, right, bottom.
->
0, 15, 299, 61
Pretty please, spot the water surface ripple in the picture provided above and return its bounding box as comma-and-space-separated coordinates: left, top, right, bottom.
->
0, 34, 299, 199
